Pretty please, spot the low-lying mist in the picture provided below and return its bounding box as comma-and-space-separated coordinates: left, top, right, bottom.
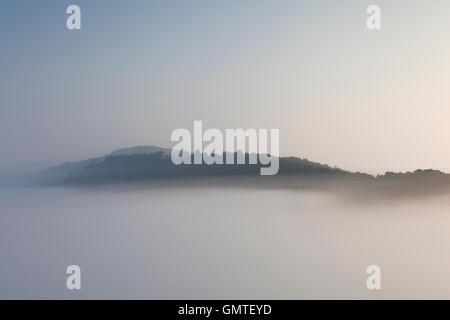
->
1, 182, 450, 299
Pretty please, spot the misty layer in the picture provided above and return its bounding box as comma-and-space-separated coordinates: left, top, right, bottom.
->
2, 146, 447, 201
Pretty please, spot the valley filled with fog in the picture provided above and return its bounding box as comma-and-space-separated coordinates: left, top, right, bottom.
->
1, 184, 450, 299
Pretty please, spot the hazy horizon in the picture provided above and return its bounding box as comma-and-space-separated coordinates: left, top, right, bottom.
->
3, 0, 450, 175
4, 1, 450, 301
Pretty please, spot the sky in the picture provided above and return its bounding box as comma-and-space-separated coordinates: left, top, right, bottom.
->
1, 0, 450, 174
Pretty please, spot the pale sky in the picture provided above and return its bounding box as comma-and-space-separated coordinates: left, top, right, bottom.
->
1, 0, 450, 174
